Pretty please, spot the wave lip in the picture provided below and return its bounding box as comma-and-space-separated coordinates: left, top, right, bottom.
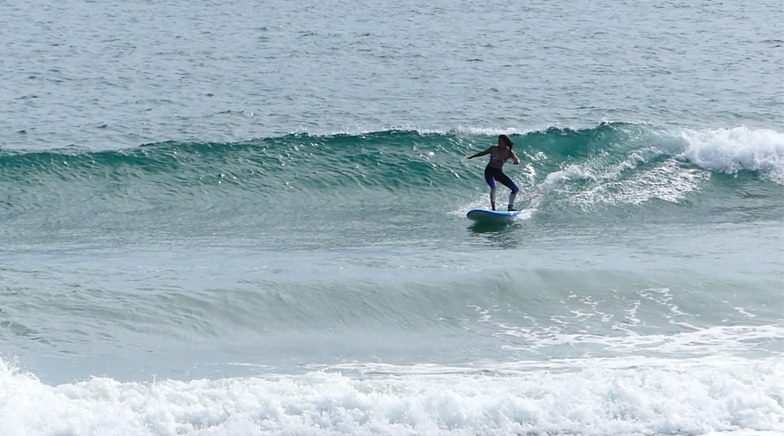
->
1, 123, 782, 185
678, 126, 784, 183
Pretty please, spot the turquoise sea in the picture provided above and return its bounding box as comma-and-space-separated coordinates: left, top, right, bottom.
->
1, 1, 783, 435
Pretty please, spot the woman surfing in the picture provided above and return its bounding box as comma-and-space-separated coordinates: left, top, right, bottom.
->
467, 134, 521, 211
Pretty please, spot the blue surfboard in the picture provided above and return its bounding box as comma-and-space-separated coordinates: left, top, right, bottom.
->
466, 208, 525, 223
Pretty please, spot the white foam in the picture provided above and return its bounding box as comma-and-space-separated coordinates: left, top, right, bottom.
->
2, 355, 782, 435
501, 323, 784, 358
534, 148, 710, 208
451, 125, 529, 137
678, 127, 784, 184
527, 126, 784, 209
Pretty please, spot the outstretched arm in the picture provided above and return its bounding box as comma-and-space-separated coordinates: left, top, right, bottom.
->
467, 147, 492, 159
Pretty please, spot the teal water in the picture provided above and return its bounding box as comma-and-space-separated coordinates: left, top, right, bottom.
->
1, 1, 781, 150
1, 0, 783, 434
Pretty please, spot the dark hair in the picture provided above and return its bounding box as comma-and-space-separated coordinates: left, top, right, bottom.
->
499, 134, 514, 149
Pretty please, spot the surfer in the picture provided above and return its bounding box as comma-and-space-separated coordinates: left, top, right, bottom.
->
467, 134, 521, 211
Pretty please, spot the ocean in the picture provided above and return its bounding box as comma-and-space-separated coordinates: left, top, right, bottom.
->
1, 0, 783, 435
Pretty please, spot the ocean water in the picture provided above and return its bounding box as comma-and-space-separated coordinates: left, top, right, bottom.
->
1, 0, 783, 435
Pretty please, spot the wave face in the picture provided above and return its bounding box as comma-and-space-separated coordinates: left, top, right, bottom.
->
2, 123, 782, 246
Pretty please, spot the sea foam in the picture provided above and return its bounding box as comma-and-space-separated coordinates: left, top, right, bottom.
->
678, 127, 784, 183
1, 356, 782, 435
